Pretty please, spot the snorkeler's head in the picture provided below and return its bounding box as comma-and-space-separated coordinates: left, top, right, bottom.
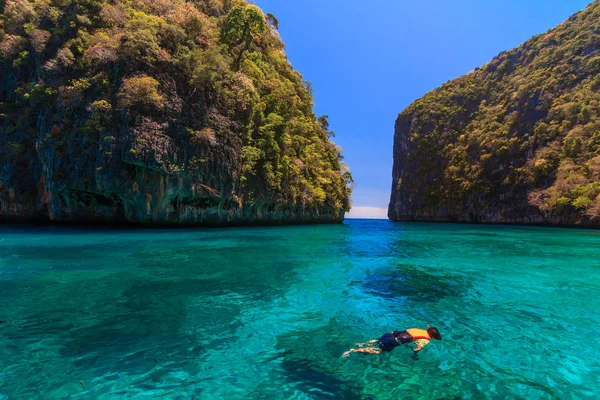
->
427, 326, 442, 340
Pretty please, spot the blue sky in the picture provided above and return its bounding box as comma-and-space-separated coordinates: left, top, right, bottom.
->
255, 0, 592, 218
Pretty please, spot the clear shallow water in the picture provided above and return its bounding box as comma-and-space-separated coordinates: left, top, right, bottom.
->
0, 220, 599, 400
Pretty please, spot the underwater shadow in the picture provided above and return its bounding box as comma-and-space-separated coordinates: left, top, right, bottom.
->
274, 319, 375, 400
279, 358, 368, 399
359, 264, 471, 303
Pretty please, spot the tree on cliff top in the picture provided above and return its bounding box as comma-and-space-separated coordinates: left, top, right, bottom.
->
222, 5, 267, 69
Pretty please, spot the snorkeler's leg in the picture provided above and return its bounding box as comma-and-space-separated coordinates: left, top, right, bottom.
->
353, 347, 382, 355
343, 346, 360, 357
355, 340, 377, 348
342, 347, 382, 357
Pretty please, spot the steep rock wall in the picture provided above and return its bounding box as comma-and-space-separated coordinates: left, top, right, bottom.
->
389, 1, 600, 227
0, 0, 351, 226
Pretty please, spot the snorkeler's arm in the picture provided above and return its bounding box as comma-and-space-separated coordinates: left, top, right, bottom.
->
412, 339, 429, 353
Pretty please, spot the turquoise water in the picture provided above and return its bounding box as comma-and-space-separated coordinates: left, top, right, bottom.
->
0, 220, 599, 399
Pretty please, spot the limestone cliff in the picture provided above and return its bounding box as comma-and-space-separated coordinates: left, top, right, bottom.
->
0, 0, 352, 226
389, 1, 600, 227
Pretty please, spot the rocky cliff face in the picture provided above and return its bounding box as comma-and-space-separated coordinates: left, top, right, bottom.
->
3, 119, 341, 226
389, 1, 600, 227
0, 0, 351, 226
390, 118, 588, 226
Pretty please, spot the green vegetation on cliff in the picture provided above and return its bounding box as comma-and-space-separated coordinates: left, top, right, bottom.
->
0, 0, 352, 224
391, 1, 600, 224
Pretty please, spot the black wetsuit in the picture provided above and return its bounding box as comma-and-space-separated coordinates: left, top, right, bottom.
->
377, 330, 412, 352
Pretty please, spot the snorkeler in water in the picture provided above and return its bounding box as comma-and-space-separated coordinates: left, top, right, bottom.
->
342, 324, 442, 357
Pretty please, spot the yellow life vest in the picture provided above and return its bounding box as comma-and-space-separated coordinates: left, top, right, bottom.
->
407, 328, 430, 340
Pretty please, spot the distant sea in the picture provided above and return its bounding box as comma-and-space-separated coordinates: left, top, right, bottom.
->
1, 220, 599, 399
